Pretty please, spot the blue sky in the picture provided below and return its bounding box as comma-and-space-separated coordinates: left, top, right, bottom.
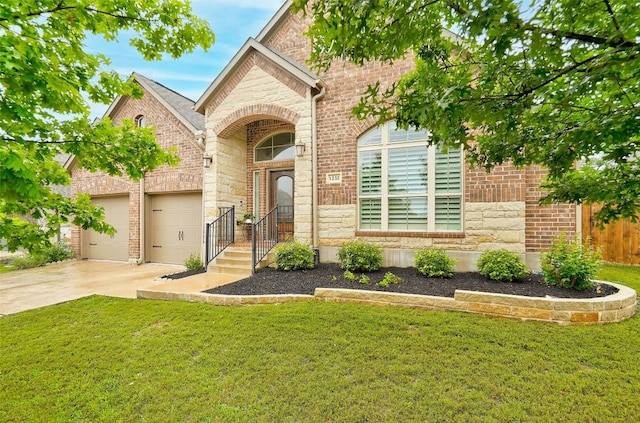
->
87, 0, 284, 118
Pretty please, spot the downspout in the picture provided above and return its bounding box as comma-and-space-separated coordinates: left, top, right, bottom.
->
139, 177, 145, 264
311, 80, 327, 249
195, 130, 207, 262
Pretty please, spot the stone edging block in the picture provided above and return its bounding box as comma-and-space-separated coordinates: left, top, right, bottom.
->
137, 280, 637, 325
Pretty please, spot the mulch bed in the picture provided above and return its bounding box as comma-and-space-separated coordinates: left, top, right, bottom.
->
204, 263, 617, 299
161, 268, 206, 280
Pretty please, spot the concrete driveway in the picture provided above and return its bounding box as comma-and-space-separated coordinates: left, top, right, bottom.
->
0, 260, 183, 316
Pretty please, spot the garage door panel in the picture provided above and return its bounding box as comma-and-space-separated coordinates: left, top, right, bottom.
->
147, 193, 202, 264
82, 196, 129, 261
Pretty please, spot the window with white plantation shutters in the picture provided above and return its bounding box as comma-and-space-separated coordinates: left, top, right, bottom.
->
359, 149, 382, 229
435, 149, 462, 230
357, 122, 463, 232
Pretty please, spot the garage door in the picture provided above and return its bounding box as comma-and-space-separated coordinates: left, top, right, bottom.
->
82, 196, 129, 261
147, 193, 202, 264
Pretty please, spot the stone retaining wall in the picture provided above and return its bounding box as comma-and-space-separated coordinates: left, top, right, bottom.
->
137, 281, 637, 325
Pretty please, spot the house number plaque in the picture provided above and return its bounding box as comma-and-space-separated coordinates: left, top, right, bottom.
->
326, 173, 342, 184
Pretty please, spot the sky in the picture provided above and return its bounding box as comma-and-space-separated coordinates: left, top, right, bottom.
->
86, 0, 285, 118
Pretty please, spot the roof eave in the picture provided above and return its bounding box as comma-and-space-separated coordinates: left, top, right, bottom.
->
131, 72, 202, 136
256, 0, 293, 43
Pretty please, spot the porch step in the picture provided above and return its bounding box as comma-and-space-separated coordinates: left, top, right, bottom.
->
207, 246, 275, 276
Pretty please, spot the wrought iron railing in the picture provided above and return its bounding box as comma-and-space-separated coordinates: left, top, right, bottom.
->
276, 205, 294, 242
252, 205, 279, 274
205, 206, 235, 270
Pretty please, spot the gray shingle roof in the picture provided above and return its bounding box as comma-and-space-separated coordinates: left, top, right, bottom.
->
133, 73, 205, 132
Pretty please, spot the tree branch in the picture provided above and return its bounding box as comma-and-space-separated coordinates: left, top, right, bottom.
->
1, 3, 155, 24
446, 0, 638, 48
603, 0, 621, 32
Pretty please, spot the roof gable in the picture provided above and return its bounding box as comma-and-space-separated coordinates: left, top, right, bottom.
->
104, 73, 205, 134
194, 37, 319, 113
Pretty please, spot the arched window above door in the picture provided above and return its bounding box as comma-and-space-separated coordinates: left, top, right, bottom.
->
255, 132, 295, 162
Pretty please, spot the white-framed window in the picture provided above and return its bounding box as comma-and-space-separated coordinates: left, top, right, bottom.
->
134, 115, 145, 128
358, 121, 463, 232
254, 132, 294, 162
253, 170, 261, 220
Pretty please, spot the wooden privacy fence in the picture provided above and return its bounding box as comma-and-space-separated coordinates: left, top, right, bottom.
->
582, 204, 640, 265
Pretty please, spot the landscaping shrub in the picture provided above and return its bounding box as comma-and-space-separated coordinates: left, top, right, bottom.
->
184, 253, 205, 271
414, 248, 456, 278
41, 241, 74, 263
9, 254, 47, 270
337, 240, 382, 272
343, 270, 356, 281
541, 233, 601, 291
377, 272, 403, 288
476, 249, 528, 282
9, 241, 73, 270
274, 239, 315, 271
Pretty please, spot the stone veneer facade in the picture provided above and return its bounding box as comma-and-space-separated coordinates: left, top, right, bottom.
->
199, 6, 577, 269
202, 57, 315, 243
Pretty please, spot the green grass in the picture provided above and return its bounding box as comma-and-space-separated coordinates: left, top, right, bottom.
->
598, 263, 640, 289
1, 293, 639, 422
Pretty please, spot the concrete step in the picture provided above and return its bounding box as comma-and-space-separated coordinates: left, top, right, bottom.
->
206, 246, 276, 276
222, 248, 252, 258
215, 256, 252, 267
208, 264, 252, 276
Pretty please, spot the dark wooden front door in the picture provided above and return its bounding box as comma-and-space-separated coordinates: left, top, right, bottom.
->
270, 170, 294, 241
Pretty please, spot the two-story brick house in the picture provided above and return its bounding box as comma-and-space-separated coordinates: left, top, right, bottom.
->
67, 73, 206, 264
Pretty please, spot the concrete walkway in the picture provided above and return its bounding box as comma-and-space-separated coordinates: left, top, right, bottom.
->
0, 260, 242, 316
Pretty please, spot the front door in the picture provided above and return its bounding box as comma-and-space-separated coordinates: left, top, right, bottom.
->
269, 170, 294, 241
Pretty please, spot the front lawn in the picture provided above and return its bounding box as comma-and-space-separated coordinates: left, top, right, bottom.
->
598, 263, 640, 289
1, 292, 639, 422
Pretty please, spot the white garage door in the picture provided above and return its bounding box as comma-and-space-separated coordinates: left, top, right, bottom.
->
82, 196, 129, 261
147, 193, 202, 265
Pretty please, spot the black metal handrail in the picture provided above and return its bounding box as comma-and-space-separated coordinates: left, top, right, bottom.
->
252, 205, 279, 274
205, 206, 235, 270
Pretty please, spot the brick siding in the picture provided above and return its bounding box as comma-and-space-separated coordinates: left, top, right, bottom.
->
69, 82, 204, 261
259, 10, 576, 253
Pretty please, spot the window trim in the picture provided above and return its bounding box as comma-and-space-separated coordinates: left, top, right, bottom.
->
134, 115, 145, 128
357, 122, 464, 233
254, 131, 295, 163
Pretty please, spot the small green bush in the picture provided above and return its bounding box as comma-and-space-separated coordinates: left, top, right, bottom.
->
337, 240, 382, 273
359, 274, 370, 284
184, 253, 204, 271
41, 241, 74, 263
274, 239, 315, 271
9, 241, 73, 270
476, 249, 528, 282
343, 270, 356, 281
541, 233, 601, 291
10, 254, 47, 270
377, 272, 403, 288
414, 248, 456, 278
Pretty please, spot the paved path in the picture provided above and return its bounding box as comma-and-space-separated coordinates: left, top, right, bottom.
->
0, 261, 182, 315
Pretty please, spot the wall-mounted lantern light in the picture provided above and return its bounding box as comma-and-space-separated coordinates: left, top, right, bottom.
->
295, 141, 306, 157
203, 154, 213, 168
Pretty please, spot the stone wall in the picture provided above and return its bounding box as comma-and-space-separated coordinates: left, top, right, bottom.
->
203, 59, 314, 243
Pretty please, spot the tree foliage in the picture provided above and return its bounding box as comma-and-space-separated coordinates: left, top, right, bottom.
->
293, 0, 640, 224
0, 0, 214, 252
